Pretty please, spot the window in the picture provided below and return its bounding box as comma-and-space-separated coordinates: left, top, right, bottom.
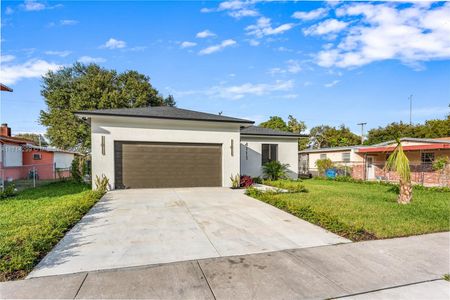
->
342, 152, 350, 162
421, 152, 434, 164
320, 153, 327, 160
262, 144, 278, 165
33, 153, 42, 160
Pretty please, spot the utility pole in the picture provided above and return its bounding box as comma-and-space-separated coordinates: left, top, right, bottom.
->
357, 122, 367, 145
409, 95, 413, 125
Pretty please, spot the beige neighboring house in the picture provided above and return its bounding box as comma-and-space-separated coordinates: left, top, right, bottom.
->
299, 137, 450, 186
299, 146, 362, 177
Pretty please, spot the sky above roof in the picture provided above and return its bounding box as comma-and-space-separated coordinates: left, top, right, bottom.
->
1, 0, 449, 134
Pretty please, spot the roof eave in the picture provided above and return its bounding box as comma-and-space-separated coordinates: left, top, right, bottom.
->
240, 133, 305, 138
74, 111, 254, 124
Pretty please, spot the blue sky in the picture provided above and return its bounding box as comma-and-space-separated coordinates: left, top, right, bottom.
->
1, 1, 449, 135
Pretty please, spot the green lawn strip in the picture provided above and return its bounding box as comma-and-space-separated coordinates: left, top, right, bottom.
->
0, 181, 103, 281
251, 179, 450, 241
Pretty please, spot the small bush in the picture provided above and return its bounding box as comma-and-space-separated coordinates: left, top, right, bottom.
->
0, 184, 16, 200
264, 180, 308, 193
71, 156, 82, 183
240, 175, 253, 188
252, 176, 263, 184
94, 175, 109, 194
433, 156, 449, 171
262, 161, 290, 180
230, 173, 240, 189
315, 158, 334, 176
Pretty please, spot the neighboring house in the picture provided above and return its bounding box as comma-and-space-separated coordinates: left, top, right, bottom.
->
0, 124, 76, 182
75, 106, 302, 189
299, 146, 362, 177
300, 137, 450, 186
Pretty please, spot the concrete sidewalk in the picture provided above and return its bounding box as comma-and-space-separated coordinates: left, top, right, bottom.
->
1, 232, 448, 299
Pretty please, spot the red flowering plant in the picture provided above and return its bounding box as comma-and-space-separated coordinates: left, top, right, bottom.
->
240, 175, 253, 188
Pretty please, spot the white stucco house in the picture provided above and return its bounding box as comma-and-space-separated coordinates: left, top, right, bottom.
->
75, 107, 302, 189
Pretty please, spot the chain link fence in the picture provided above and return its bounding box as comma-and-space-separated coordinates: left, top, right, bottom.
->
301, 161, 450, 187
0, 163, 72, 191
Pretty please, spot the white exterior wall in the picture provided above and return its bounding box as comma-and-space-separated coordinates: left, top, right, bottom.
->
307, 149, 363, 170
54, 152, 75, 169
240, 136, 298, 179
1, 144, 23, 167
90, 116, 242, 189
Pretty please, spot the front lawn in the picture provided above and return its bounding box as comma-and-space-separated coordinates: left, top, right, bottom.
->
248, 179, 450, 241
0, 181, 103, 281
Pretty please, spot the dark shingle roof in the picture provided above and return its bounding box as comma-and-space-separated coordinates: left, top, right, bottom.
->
75, 106, 254, 124
240, 126, 306, 138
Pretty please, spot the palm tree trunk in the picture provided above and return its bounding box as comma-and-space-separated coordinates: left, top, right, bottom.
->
398, 179, 412, 204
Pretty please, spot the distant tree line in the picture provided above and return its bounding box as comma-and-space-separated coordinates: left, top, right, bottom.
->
259, 114, 450, 150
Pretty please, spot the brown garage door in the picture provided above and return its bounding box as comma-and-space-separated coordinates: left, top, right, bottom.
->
114, 142, 222, 189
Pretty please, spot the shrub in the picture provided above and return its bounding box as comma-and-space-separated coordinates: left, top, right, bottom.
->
252, 176, 263, 184
264, 180, 308, 193
230, 173, 240, 189
315, 158, 334, 176
71, 156, 82, 183
240, 175, 253, 188
0, 184, 16, 200
433, 156, 449, 171
262, 161, 290, 180
94, 175, 109, 194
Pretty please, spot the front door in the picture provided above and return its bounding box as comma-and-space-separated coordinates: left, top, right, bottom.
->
366, 156, 375, 180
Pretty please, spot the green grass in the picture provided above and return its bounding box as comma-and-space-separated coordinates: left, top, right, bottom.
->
249, 179, 450, 241
0, 181, 103, 281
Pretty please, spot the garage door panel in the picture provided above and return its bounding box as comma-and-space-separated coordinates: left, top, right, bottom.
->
115, 142, 222, 188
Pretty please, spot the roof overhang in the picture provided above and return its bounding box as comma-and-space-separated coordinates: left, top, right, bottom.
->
74, 111, 254, 125
357, 143, 450, 153
241, 133, 305, 138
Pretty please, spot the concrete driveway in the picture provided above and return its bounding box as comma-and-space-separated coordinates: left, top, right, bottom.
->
29, 187, 349, 278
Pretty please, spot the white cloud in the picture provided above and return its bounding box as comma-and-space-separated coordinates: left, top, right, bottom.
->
23, 0, 45, 11
180, 41, 197, 48
209, 80, 294, 99
45, 50, 71, 57
316, 2, 450, 68
229, 9, 259, 18
303, 19, 348, 36
78, 56, 106, 64
101, 38, 126, 49
0, 59, 62, 84
292, 8, 328, 21
246, 17, 294, 38
196, 30, 216, 38
1, 55, 16, 63
324, 80, 340, 88
200, 7, 215, 13
199, 39, 236, 55
60, 19, 78, 26
218, 1, 246, 11
268, 59, 301, 75
175, 80, 294, 100
248, 39, 260, 46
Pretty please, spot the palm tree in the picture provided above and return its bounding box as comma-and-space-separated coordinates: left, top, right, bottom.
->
384, 139, 412, 204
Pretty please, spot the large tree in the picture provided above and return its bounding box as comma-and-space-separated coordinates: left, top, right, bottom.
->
40, 63, 175, 152
309, 125, 360, 149
260, 116, 289, 132
365, 116, 450, 145
259, 115, 309, 150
